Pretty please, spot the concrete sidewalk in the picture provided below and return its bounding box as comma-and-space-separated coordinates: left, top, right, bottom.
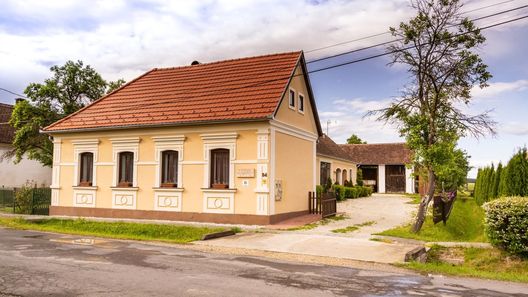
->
196, 231, 422, 263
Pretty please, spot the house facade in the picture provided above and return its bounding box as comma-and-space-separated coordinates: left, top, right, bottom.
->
0, 103, 52, 188
340, 143, 415, 194
316, 134, 356, 186
43, 52, 323, 225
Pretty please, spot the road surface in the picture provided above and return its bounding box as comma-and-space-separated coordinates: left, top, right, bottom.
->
0, 228, 526, 296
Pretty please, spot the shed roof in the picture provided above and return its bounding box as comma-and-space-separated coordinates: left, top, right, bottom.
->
317, 134, 354, 163
340, 143, 412, 165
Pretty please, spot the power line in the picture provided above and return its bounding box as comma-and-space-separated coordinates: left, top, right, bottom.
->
67, 13, 528, 118
305, 0, 517, 54
0, 88, 26, 99
306, 4, 528, 64
309, 14, 528, 74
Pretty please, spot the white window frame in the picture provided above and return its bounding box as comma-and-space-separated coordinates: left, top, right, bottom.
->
298, 93, 305, 114
110, 137, 140, 188
152, 136, 185, 188
288, 88, 296, 110
72, 139, 99, 187
201, 132, 237, 189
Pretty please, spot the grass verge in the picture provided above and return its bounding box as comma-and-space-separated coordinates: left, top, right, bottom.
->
400, 245, 528, 283
331, 221, 376, 233
377, 197, 486, 242
287, 214, 348, 231
0, 217, 229, 244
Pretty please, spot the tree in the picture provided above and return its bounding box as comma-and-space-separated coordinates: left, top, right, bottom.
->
370, 0, 495, 232
503, 148, 528, 197
347, 134, 366, 144
356, 168, 364, 186
8, 60, 125, 166
490, 162, 502, 199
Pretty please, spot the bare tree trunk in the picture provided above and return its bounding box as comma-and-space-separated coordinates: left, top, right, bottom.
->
412, 168, 436, 233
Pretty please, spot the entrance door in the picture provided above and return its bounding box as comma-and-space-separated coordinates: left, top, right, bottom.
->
385, 165, 405, 193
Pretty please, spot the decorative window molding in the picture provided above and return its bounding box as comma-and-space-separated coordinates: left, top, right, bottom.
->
110, 137, 140, 187
51, 138, 62, 205
201, 133, 237, 189
72, 139, 99, 187
288, 88, 296, 110
202, 190, 235, 214
152, 135, 185, 188
112, 189, 138, 209
256, 129, 269, 160
73, 188, 96, 208
298, 93, 305, 114
154, 190, 183, 212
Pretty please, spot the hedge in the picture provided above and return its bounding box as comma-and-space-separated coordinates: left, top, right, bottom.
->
332, 185, 372, 201
484, 197, 528, 256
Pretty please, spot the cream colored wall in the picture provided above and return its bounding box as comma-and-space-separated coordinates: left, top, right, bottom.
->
316, 155, 357, 186
274, 64, 318, 134
274, 131, 314, 214
0, 144, 52, 188
53, 122, 270, 215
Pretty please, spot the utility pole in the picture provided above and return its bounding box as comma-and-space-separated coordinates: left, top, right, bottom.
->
326, 120, 331, 136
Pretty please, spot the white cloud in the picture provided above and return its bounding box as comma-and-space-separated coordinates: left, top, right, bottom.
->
319, 97, 401, 143
0, 0, 413, 102
471, 79, 528, 100
501, 122, 528, 136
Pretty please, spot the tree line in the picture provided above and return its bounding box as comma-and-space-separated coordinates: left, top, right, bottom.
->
474, 147, 528, 205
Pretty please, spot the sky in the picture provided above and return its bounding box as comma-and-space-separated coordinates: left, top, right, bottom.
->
1, 0, 527, 177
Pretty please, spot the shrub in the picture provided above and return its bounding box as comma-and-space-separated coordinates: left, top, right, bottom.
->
332, 185, 346, 201
15, 183, 35, 214
484, 197, 528, 256
356, 168, 363, 186
316, 185, 324, 196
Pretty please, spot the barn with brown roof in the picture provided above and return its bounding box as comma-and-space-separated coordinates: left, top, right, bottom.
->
340, 143, 415, 194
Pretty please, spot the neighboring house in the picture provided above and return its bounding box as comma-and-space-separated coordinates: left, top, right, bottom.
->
42, 52, 323, 225
340, 143, 415, 194
316, 134, 356, 186
0, 103, 52, 188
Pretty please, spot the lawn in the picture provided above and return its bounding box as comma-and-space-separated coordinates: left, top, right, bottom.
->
377, 196, 486, 242
402, 245, 528, 283
0, 217, 228, 244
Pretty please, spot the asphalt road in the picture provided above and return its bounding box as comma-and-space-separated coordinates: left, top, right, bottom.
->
0, 228, 526, 297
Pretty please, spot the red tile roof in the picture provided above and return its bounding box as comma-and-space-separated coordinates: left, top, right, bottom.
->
43, 52, 304, 132
340, 143, 413, 165
0, 103, 14, 144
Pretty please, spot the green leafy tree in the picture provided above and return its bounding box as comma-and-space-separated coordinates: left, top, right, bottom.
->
370, 0, 495, 232
499, 162, 509, 196
356, 168, 364, 186
503, 148, 528, 197
8, 60, 125, 166
490, 162, 502, 199
346, 134, 366, 144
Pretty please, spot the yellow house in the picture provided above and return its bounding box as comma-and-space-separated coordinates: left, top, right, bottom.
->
316, 134, 356, 186
42, 52, 323, 225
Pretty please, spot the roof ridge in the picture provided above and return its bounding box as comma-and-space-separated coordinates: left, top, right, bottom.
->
155, 51, 302, 71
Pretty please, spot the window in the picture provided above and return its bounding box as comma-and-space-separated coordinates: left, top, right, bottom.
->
289, 89, 295, 109
298, 94, 304, 113
210, 149, 230, 188
161, 150, 178, 187
320, 162, 331, 185
118, 152, 134, 187
79, 152, 93, 186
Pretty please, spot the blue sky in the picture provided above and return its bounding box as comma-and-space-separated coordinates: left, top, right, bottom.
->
0, 0, 527, 177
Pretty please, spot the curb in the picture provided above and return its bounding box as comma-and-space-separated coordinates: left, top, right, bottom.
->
201, 230, 236, 241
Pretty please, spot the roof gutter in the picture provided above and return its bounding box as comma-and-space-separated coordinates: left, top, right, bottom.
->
41, 117, 270, 135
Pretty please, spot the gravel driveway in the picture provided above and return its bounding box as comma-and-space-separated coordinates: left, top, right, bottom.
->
307, 193, 417, 238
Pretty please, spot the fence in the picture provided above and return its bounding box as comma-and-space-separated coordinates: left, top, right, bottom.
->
0, 186, 52, 215
308, 191, 337, 218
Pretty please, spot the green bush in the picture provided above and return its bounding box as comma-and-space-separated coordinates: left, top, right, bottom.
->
316, 185, 324, 196
356, 168, 363, 186
484, 197, 528, 256
15, 184, 34, 214
332, 185, 372, 200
